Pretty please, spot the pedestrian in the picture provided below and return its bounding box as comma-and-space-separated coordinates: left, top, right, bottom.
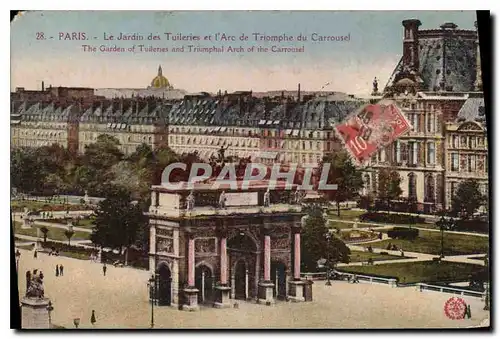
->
55, 265, 59, 277
103, 263, 107, 276
39, 271, 44, 281
467, 305, 472, 319
33, 249, 38, 259
59, 264, 64, 276
91, 310, 96, 326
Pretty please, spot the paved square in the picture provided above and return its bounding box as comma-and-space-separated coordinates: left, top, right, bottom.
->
16, 249, 489, 329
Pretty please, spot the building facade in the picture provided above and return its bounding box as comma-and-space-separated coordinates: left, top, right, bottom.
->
361, 19, 486, 213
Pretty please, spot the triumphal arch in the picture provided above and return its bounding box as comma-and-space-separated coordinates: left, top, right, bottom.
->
147, 179, 310, 311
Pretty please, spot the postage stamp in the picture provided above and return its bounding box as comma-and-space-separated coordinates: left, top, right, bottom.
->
333, 100, 411, 165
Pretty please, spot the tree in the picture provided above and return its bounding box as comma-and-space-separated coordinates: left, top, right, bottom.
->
40, 226, 49, 243
91, 186, 149, 265
11, 148, 45, 193
301, 205, 350, 272
451, 179, 485, 220
377, 168, 402, 211
319, 151, 364, 216
83, 134, 124, 172
64, 230, 75, 246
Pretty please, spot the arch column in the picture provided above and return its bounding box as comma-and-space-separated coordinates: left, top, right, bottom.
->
214, 226, 231, 308
258, 225, 275, 305
288, 225, 306, 302
182, 229, 199, 312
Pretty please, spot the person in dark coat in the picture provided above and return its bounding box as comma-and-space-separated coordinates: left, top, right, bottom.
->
55, 265, 59, 277
91, 310, 96, 326
25, 270, 32, 293
33, 249, 38, 259
102, 264, 107, 276
39, 271, 44, 281
59, 264, 64, 276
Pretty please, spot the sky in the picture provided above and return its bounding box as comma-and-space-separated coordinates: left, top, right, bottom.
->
10, 10, 477, 95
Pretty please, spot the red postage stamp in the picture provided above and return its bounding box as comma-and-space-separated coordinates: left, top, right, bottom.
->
334, 100, 411, 165
444, 297, 467, 320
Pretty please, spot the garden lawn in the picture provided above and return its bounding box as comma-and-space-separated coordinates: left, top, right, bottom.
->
337, 261, 485, 284
369, 230, 488, 256
327, 209, 364, 221
349, 250, 410, 263
13, 222, 90, 242
75, 217, 96, 229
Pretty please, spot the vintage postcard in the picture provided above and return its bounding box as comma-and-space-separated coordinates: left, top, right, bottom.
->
11, 10, 490, 330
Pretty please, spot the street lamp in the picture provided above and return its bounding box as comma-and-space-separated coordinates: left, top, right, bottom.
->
73, 318, 80, 329
148, 274, 156, 328
46, 301, 54, 328
325, 232, 332, 286
483, 254, 490, 311
436, 213, 454, 259
15, 249, 21, 272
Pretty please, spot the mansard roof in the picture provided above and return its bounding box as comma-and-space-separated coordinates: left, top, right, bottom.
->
10, 101, 78, 122
385, 26, 478, 93
456, 97, 485, 124
168, 96, 366, 129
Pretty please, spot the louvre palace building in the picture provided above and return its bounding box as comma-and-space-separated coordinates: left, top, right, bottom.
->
10, 19, 487, 213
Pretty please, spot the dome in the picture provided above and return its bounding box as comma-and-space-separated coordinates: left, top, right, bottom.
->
150, 65, 173, 89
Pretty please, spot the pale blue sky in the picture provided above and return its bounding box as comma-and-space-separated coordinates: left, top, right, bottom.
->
11, 11, 477, 94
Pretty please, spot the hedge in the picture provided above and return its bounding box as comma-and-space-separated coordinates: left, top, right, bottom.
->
360, 212, 425, 225
387, 227, 419, 240
454, 219, 489, 234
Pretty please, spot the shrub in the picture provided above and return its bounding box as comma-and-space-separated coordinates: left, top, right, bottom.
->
379, 251, 389, 255
41, 241, 95, 258
454, 219, 489, 234
387, 227, 419, 240
359, 212, 425, 225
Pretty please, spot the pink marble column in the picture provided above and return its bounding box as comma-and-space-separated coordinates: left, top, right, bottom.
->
294, 231, 301, 280
187, 235, 195, 287
220, 236, 228, 285
263, 234, 271, 281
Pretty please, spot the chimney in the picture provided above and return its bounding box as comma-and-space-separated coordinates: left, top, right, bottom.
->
474, 21, 483, 91
402, 19, 422, 71
42, 81, 45, 91
297, 83, 301, 103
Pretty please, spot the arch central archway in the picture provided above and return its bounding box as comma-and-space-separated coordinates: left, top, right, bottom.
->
228, 233, 258, 300
195, 264, 213, 304
156, 263, 172, 306
271, 261, 287, 300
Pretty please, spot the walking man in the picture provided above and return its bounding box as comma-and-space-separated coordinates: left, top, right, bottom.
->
102, 263, 107, 276
55, 265, 59, 277
59, 264, 64, 276
33, 249, 38, 259
91, 310, 96, 326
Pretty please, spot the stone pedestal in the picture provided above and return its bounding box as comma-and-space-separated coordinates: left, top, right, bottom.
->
21, 297, 51, 329
257, 281, 275, 306
287, 280, 306, 302
181, 287, 199, 312
22, 218, 31, 229
213, 285, 231, 309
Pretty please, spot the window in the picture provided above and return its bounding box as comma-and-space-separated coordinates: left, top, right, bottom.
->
363, 174, 371, 196
427, 114, 434, 132
467, 155, 476, 172
408, 173, 417, 200
413, 114, 419, 132
302, 141, 306, 150
453, 136, 459, 148
427, 142, 435, 164
451, 153, 459, 171
450, 182, 457, 199
408, 142, 417, 165
425, 175, 435, 202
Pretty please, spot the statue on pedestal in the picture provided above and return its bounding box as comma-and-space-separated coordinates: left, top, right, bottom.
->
219, 191, 227, 209
26, 269, 44, 298
263, 189, 271, 207
186, 190, 195, 210
218, 145, 229, 162
372, 77, 379, 95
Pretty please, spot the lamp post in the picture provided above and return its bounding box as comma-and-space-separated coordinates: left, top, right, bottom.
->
46, 301, 54, 328
325, 232, 332, 286
436, 213, 454, 259
148, 274, 155, 328
483, 254, 490, 311
15, 249, 21, 272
